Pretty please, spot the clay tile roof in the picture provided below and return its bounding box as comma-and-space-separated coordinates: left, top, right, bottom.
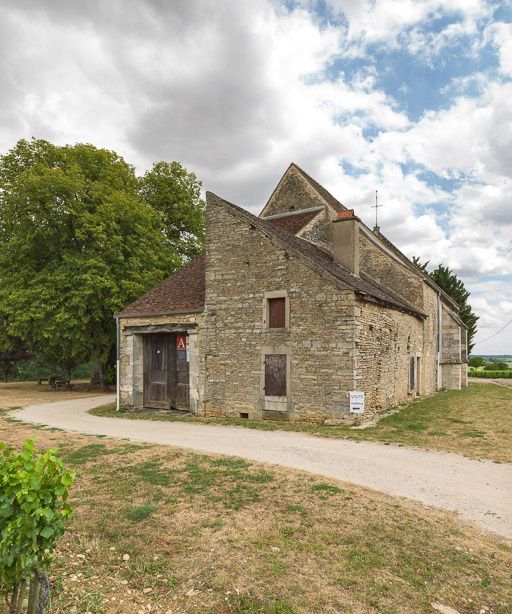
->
119, 255, 205, 317
266, 209, 321, 234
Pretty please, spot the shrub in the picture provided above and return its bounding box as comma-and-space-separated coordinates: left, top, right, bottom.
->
0, 440, 75, 613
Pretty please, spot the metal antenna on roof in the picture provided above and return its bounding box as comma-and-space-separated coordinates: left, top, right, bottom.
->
372, 190, 381, 232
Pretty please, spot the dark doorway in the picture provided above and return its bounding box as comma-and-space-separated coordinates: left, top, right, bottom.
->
143, 333, 190, 410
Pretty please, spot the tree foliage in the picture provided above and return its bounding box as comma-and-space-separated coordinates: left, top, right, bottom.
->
468, 356, 486, 368
139, 161, 204, 261
0, 139, 203, 379
484, 360, 509, 370
0, 440, 75, 612
413, 258, 479, 354
0, 335, 31, 383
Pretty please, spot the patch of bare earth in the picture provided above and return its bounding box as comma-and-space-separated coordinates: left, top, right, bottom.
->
0, 381, 108, 408
1, 416, 511, 614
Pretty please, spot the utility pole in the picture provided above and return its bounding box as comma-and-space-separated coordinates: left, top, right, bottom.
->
372, 190, 381, 232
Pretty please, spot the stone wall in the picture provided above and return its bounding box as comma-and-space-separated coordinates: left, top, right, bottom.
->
442, 363, 462, 390
440, 304, 465, 390
118, 313, 204, 412
205, 196, 360, 423
441, 305, 462, 364
263, 165, 328, 216
358, 229, 424, 311
421, 283, 441, 393
356, 299, 426, 413
298, 210, 331, 251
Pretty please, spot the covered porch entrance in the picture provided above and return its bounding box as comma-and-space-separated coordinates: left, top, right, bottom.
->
143, 333, 190, 410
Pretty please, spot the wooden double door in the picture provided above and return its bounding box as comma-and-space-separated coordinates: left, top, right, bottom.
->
143, 333, 190, 410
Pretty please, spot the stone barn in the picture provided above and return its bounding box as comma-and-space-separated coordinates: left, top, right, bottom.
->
118, 163, 467, 423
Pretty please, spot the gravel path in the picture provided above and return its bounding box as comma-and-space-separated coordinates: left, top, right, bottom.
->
13, 395, 512, 540
471, 377, 512, 388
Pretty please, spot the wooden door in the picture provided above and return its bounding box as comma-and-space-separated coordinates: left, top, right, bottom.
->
143, 333, 190, 411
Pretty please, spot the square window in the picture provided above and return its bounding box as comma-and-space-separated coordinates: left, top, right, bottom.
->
268, 297, 286, 328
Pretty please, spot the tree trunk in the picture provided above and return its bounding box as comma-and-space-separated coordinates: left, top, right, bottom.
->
3, 366, 9, 383
27, 571, 49, 614
90, 360, 106, 388
9, 579, 27, 613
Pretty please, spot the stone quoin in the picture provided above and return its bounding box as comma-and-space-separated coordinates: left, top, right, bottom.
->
118, 163, 468, 424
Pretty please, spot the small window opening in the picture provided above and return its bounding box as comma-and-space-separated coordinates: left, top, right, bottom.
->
416, 357, 421, 395
409, 356, 416, 392
268, 297, 286, 328
240, 412, 249, 419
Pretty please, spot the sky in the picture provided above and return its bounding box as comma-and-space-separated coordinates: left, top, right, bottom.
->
0, 0, 511, 353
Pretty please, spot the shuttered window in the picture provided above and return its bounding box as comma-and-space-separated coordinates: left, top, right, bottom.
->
264, 354, 286, 396
268, 297, 286, 328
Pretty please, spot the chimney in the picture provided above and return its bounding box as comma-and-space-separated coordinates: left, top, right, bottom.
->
329, 209, 360, 275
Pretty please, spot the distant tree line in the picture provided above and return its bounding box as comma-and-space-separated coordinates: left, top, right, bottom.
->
0, 139, 205, 386
468, 356, 510, 370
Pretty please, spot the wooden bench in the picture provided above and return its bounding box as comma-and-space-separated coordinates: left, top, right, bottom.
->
53, 379, 74, 391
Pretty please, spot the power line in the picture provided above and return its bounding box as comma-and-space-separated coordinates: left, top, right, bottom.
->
473, 318, 512, 346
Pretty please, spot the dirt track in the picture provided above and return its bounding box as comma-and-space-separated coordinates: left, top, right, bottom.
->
12, 395, 512, 541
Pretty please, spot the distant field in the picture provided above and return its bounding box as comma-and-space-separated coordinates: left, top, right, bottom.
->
469, 369, 512, 378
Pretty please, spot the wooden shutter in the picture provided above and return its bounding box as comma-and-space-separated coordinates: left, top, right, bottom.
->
268, 297, 286, 328
265, 354, 286, 396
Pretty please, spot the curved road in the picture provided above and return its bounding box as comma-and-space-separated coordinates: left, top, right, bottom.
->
13, 395, 512, 540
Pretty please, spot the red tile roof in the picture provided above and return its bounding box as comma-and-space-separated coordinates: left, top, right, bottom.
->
120, 256, 205, 317
266, 209, 321, 234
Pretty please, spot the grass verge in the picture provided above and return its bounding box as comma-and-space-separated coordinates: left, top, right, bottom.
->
91, 383, 512, 463
0, 415, 511, 613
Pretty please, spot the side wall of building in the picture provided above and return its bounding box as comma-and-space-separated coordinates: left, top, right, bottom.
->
356, 299, 426, 411
205, 199, 360, 423
358, 230, 424, 311
440, 304, 467, 390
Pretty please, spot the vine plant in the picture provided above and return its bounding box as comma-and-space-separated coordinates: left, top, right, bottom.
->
0, 439, 75, 613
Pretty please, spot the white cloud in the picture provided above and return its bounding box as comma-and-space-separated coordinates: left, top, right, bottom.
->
488, 21, 512, 76
0, 0, 510, 351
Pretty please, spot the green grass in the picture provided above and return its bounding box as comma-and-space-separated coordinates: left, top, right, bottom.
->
469, 369, 512, 378
91, 383, 512, 462
63, 442, 147, 466
2, 418, 512, 613
124, 503, 155, 521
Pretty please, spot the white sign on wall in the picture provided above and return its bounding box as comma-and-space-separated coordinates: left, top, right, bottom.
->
349, 391, 365, 414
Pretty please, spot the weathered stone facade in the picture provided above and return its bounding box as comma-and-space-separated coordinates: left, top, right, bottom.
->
119, 162, 468, 423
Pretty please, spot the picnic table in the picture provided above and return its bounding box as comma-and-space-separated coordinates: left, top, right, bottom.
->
52, 378, 74, 391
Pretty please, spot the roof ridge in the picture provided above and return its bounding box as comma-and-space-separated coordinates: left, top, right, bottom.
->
372, 228, 460, 311
260, 162, 347, 217
207, 192, 425, 319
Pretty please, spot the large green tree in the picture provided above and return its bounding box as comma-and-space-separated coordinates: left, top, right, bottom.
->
413, 258, 479, 354
138, 161, 204, 261
0, 139, 201, 384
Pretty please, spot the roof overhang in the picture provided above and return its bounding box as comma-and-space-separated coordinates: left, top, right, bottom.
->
117, 307, 205, 319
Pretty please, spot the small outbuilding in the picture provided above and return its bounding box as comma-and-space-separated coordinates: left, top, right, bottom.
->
118, 163, 467, 423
